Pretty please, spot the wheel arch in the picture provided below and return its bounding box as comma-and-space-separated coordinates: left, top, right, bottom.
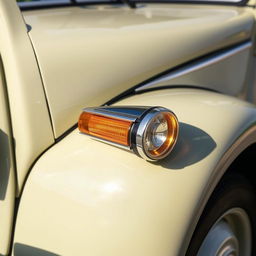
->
13, 88, 256, 256
225, 142, 256, 187
114, 87, 256, 256
183, 125, 256, 256
186, 136, 256, 255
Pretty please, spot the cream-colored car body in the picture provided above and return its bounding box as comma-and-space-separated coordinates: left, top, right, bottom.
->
23, 4, 254, 138
0, 0, 256, 255
12, 89, 256, 256
0, 0, 54, 194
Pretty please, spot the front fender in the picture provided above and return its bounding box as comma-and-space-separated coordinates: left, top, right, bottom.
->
13, 88, 256, 256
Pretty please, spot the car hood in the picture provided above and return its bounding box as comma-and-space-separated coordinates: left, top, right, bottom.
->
23, 4, 254, 137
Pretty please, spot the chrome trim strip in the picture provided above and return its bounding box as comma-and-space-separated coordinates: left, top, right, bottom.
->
83, 106, 154, 121
82, 107, 138, 122
136, 41, 252, 92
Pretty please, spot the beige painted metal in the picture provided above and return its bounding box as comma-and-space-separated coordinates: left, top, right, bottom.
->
136, 42, 252, 95
0, 0, 55, 194
0, 60, 16, 255
23, 4, 254, 138
14, 89, 256, 256
247, 0, 256, 6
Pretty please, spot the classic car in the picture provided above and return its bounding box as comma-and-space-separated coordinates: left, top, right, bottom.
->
0, 0, 256, 255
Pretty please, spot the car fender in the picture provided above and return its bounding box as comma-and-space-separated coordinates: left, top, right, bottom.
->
13, 88, 256, 256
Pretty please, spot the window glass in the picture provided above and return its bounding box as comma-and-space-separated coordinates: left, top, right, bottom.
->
17, 0, 70, 8
17, 0, 246, 6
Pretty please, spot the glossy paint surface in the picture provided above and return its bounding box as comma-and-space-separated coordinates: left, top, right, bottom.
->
23, 4, 254, 137
136, 41, 252, 95
14, 89, 256, 256
0, 61, 16, 255
0, 0, 55, 194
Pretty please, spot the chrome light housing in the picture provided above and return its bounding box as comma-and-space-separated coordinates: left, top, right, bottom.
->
78, 106, 179, 161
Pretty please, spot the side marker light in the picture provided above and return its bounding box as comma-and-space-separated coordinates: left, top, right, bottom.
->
78, 106, 179, 161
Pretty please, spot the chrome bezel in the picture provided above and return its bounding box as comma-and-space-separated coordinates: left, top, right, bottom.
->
135, 107, 179, 161
83, 107, 138, 122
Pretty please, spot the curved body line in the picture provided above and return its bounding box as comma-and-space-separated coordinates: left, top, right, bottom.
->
13, 88, 256, 256
5, 1, 256, 255
181, 123, 256, 256
136, 40, 252, 92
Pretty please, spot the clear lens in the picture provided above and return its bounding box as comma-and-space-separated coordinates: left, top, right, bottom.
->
144, 114, 168, 151
140, 110, 178, 160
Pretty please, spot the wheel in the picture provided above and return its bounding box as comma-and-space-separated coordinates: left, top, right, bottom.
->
186, 174, 256, 256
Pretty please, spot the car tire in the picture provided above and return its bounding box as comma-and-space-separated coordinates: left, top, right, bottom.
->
186, 173, 256, 256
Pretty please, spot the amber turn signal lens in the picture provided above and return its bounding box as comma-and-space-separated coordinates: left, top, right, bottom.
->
78, 112, 132, 146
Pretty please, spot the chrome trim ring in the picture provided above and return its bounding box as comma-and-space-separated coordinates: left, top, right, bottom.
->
135, 107, 179, 161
